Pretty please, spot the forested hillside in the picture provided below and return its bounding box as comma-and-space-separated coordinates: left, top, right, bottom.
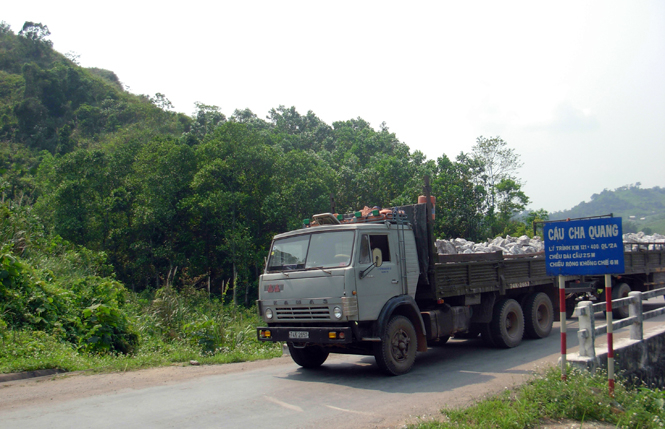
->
549, 184, 665, 234
1, 21, 541, 300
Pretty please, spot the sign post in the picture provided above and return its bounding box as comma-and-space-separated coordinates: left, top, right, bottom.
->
558, 275, 567, 380
544, 217, 624, 391
605, 273, 615, 396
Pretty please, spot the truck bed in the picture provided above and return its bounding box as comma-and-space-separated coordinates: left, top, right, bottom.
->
433, 247, 665, 299
622, 243, 665, 275
434, 252, 550, 299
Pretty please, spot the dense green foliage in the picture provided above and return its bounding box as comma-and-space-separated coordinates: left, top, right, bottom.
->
0, 22, 541, 302
1, 303, 281, 373
0, 197, 133, 354
550, 184, 665, 235
413, 366, 665, 429
0, 198, 280, 372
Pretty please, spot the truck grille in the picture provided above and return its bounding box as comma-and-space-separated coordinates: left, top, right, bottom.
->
276, 306, 330, 320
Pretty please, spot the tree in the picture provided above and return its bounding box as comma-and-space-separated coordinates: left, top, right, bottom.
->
471, 136, 523, 213
18, 22, 53, 48
328, 117, 413, 211
267, 106, 333, 152
525, 209, 549, 236
0, 21, 12, 36
467, 136, 527, 237
187, 122, 280, 303
493, 178, 530, 236
129, 137, 196, 289
34, 149, 113, 246
18, 21, 53, 60
230, 108, 270, 131
433, 154, 486, 240
189, 102, 226, 140
149, 93, 173, 111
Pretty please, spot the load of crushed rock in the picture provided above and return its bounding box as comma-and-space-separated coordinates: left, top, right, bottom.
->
436, 232, 665, 256
436, 235, 544, 256
623, 232, 665, 250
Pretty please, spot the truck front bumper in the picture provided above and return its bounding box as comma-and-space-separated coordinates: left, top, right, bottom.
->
257, 326, 353, 344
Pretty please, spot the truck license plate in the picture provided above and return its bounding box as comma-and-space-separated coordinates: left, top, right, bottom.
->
289, 331, 309, 339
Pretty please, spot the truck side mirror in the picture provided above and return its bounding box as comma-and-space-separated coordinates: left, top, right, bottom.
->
373, 248, 383, 267
360, 249, 383, 279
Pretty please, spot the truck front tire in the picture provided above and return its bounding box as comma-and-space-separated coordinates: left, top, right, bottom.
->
523, 292, 553, 339
288, 344, 329, 369
489, 299, 524, 348
374, 315, 417, 375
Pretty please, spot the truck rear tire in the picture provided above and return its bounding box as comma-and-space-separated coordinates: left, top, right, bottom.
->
611, 283, 631, 319
288, 344, 329, 369
374, 315, 417, 375
523, 292, 553, 339
489, 298, 524, 348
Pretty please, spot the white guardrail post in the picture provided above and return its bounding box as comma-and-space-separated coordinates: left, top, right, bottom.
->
628, 291, 643, 340
575, 300, 596, 358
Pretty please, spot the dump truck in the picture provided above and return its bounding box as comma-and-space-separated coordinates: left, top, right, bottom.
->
256, 187, 665, 375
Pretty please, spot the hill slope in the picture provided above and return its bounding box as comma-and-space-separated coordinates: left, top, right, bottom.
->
0, 22, 191, 201
549, 184, 665, 234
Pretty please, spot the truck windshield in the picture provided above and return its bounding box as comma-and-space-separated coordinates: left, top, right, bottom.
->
267, 231, 355, 272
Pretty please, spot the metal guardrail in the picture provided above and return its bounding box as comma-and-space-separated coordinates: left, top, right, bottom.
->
574, 287, 665, 358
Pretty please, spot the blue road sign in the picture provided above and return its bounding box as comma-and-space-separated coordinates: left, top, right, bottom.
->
544, 217, 624, 276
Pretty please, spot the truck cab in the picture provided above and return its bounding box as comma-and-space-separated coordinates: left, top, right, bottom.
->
257, 215, 426, 374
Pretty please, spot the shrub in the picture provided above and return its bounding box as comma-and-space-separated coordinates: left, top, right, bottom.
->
80, 303, 138, 354
0, 252, 79, 339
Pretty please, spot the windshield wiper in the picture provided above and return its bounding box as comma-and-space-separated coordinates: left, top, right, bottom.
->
305, 266, 332, 275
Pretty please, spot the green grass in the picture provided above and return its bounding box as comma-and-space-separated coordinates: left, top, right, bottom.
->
0, 328, 282, 374
0, 289, 283, 374
411, 366, 665, 429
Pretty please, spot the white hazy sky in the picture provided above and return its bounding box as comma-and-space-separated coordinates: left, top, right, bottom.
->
4, 1, 664, 213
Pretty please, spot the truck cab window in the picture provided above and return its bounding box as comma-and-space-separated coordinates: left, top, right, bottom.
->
359, 234, 391, 264
360, 235, 371, 264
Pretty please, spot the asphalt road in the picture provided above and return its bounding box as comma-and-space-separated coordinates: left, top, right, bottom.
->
2, 298, 664, 429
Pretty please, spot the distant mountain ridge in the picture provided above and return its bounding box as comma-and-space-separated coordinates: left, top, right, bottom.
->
549, 184, 665, 234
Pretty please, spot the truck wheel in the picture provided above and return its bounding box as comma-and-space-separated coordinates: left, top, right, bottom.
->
611, 283, 631, 319
489, 299, 524, 348
523, 292, 553, 339
288, 344, 329, 369
374, 315, 417, 375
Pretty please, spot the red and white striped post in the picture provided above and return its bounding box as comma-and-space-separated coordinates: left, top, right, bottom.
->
605, 274, 615, 397
559, 275, 567, 381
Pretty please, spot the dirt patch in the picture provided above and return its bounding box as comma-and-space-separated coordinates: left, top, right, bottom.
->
0, 355, 293, 412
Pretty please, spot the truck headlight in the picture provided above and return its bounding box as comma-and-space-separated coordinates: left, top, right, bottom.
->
265, 308, 274, 320
333, 306, 343, 320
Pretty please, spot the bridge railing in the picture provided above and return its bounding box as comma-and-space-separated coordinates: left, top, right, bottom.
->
574, 287, 665, 358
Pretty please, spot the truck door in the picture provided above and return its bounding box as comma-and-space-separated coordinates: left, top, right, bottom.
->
356, 233, 402, 320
